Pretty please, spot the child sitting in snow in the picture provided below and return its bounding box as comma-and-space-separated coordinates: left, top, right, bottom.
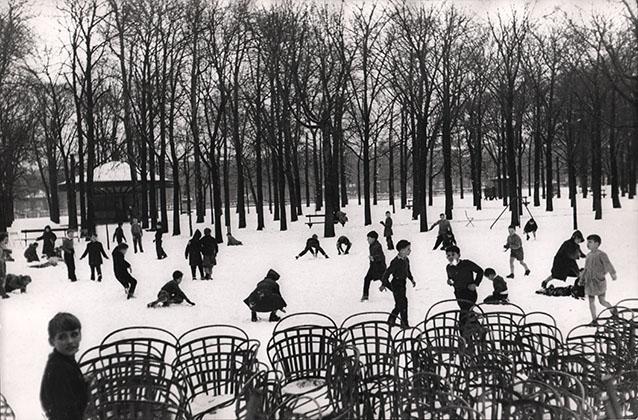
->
147, 270, 196, 308
226, 232, 243, 246
24, 242, 40, 263
482, 268, 509, 304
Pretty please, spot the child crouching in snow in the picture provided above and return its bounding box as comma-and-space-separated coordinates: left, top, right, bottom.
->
148, 270, 195, 308
482, 268, 509, 304
581, 234, 617, 325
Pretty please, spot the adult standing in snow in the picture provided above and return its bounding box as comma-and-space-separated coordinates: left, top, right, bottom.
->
361, 231, 386, 301
185, 230, 204, 280
200, 228, 218, 280
430, 214, 453, 251
112, 243, 137, 299
381, 211, 394, 250
295, 234, 329, 259
244, 269, 287, 322
130, 218, 143, 253
79, 233, 109, 281
540, 230, 585, 290
61, 230, 77, 282
37, 226, 57, 258
154, 222, 168, 259
445, 245, 483, 332
113, 222, 126, 245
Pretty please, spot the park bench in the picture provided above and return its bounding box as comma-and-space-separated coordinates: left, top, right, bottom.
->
305, 214, 325, 228
20, 227, 69, 245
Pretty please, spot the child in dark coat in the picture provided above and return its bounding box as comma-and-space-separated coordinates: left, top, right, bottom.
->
244, 269, 287, 322
337, 236, 352, 255
147, 270, 196, 308
361, 231, 386, 301
296, 234, 329, 259
185, 230, 204, 280
113, 222, 126, 245
37, 226, 57, 258
523, 218, 538, 240
130, 218, 144, 253
79, 233, 109, 281
40, 312, 89, 420
482, 268, 509, 304
112, 243, 137, 299
200, 228, 218, 280
445, 245, 483, 333
381, 211, 394, 250
154, 223, 168, 259
380, 240, 416, 327
24, 242, 40, 263
540, 230, 585, 290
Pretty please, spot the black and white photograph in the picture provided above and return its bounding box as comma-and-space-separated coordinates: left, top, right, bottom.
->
0, 0, 637, 418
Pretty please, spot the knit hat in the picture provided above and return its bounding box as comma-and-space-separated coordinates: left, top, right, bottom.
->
266, 269, 280, 281
367, 231, 379, 239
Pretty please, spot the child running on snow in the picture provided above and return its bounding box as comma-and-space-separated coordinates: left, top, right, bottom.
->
482, 268, 509, 304
581, 234, 617, 325
504, 225, 530, 278
361, 231, 386, 301
147, 270, 196, 308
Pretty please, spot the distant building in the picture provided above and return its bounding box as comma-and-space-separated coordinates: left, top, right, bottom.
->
59, 161, 173, 224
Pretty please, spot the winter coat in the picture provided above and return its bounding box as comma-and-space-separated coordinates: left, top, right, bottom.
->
131, 222, 143, 237
113, 227, 126, 243
158, 280, 191, 303
550, 239, 585, 280
24, 244, 40, 262
381, 256, 413, 290
447, 260, 483, 291
80, 242, 108, 266
431, 219, 452, 236
61, 238, 74, 255
492, 275, 508, 294
243, 269, 286, 312
37, 231, 57, 257
368, 240, 387, 278
112, 248, 131, 278
185, 239, 203, 266
524, 219, 538, 233
382, 217, 393, 237
306, 237, 320, 249
337, 236, 351, 246
40, 350, 88, 420
200, 235, 218, 257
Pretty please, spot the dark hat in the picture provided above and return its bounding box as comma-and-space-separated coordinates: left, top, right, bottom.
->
367, 231, 379, 239
266, 269, 280, 281
572, 230, 584, 241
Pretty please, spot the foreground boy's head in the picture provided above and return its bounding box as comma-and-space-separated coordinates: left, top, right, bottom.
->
446, 245, 461, 264
48, 312, 82, 357
173, 270, 183, 284
118, 243, 129, 254
385, 211, 391, 217
204, 228, 211, 236
0, 232, 8, 245
439, 213, 445, 220
90, 234, 98, 242
396, 240, 411, 257
586, 234, 601, 251
484, 268, 496, 280
367, 231, 378, 244
508, 225, 516, 234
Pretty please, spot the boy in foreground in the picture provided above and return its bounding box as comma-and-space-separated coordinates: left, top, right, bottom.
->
361, 231, 386, 301
503, 225, 530, 278
40, 312, 89, 420
380, 240, 416, 328
445, 246, 483, 332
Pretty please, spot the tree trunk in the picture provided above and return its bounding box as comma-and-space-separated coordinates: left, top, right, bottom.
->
373, 140, 378, 206
533, 101, 541, 206
388, 114, 395, 213
304, 133, 310, 207
312, 129, 321, 211
68, 154, 78, 229
592, 97, 603, 220
609, 90, 621, 208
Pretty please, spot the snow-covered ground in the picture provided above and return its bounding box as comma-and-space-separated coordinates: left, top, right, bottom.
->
1, 190, 637, 418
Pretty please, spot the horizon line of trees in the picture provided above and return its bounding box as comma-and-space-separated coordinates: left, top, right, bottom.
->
1, 0, 636, 239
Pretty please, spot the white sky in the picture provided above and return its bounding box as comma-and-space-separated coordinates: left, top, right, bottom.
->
23, 0, 627, 68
